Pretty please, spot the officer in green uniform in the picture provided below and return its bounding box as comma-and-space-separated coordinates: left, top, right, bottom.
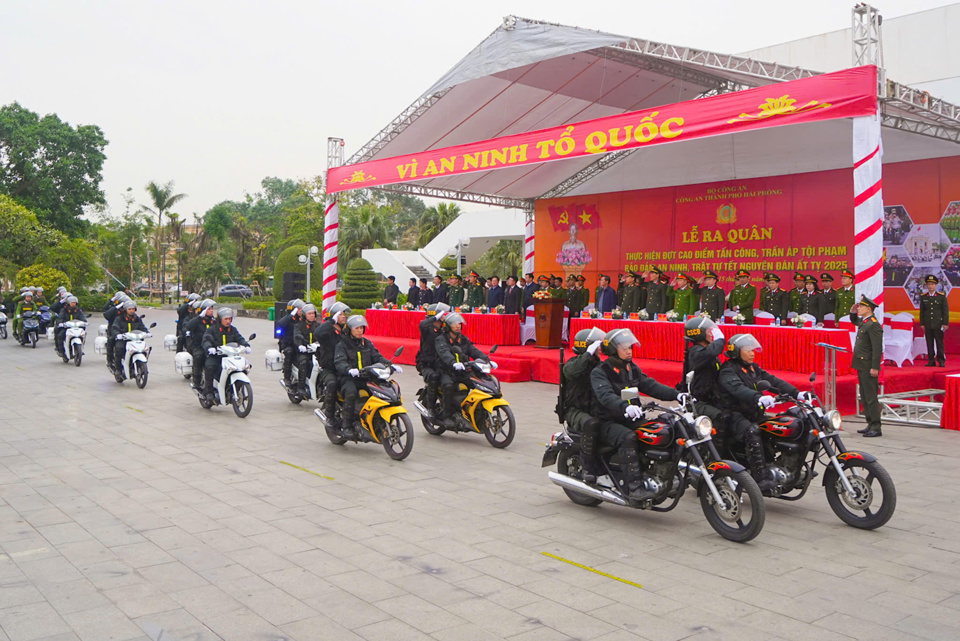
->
760, 273, 790, 321
548, 275, 566, 300
620, 272, 640, 313
727, 269, 757, 323
820, 273, 837, 319
448, 275, 465, 308
851, 295, 883, 437
465, 271, 484, 307
698, 270, 725, 319
567, 275, 589, 317
920, 274, 949, 367
835, 269, 857, 319
672, 272, 699, 317
790, 272, 805, 313
645, 268, 668, 316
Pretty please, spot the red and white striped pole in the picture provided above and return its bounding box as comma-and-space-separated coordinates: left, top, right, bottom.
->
853, 114, 883, 317
523, 209, 535, 276
323, 138, 345, 313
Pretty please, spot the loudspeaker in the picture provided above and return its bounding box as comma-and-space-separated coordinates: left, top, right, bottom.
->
283, 272, 306, 301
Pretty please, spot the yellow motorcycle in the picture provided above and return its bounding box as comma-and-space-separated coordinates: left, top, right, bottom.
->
314, 347, 414, 460
415, 346, 515, 448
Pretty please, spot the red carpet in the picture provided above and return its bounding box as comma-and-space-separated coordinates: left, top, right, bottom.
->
370, 334, 960, 416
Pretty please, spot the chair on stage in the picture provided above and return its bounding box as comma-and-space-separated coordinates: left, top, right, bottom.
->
823, 313, 836, 328
883, 312, 915, 367
753, 311, 774, 326
521, 308, 536, 344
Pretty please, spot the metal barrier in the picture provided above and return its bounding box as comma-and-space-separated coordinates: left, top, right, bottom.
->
857, 387, 944, 427
816, 342, 848, 411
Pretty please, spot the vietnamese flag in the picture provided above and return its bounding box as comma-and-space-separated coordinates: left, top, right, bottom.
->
548, 204, 602, 231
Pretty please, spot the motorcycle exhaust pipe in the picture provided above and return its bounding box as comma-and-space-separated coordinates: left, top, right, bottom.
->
413, 401, 429, 417
677, 461, 702, 477
313, 408, 327, 424
548, 472, 628, 506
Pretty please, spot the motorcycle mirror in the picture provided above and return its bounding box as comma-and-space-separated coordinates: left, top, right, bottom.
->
620, 387, 640, 401
755, 380, 772, 391
249, 333, 257, 340
490, 345, 499, 354
394, 346, 404, 357
140, 314, 146, 318
685, 371, 694, 385
149, 322, 157, 328
809, 372, 816, 383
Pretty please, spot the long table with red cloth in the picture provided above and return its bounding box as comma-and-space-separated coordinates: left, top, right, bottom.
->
942, 375, 960, 430
366, 309, 521, 346
569, 318, 853, 373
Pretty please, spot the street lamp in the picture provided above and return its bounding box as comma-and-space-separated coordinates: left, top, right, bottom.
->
298, 245, 319, 302
161, 242, 171, 305
145, 248, 153, 299
172, 246, 185, 298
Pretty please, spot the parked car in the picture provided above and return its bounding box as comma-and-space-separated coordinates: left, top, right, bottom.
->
217, 284, 254, 298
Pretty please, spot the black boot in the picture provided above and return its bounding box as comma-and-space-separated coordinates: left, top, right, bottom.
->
578, 418, 600, 484
202, 372, 216, 402
862, 427, 882, 437
442, 386, 458, 427
341, 405, 357, 439
745, 432, 775, 495
620, 440, 654, 501
424, 386, 438, 418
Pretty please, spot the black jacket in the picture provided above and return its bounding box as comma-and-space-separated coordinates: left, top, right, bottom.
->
335, 333, 389, 377
522, 282, 538, 308
110, 313, 147, 339
717, 359, 798, 421
177, 302, 192, 326
562, 351, 600, 414
432, 284, 448, 304
681, 338, 726, 404
293, 319, 322, 349
317, 318, 344, 370
58, 307, 86, 323
416, 318, 443, 368
383, 283, 400, 303
436, 330, 485, 371
276, 312, 299, 349
504, 284, 523, 315
799, 291, 825, 323
103, 305, 120, 326
407, 286, 420, 307
487, 285, 504, 308
184, 315, 215, 352
201, 323, 249, 351
590, 357, 677, 422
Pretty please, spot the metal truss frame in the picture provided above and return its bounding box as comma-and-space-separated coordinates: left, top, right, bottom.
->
880, 113, 960, 144
858, 387, 944, 427
346, 88, 451, 166
372, 182, 532, 210
883, 81, 960, 127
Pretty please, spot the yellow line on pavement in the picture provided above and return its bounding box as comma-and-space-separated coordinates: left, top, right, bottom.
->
280, 460, 334, 480
125, 406, 143, 413
541, 552, 643, 589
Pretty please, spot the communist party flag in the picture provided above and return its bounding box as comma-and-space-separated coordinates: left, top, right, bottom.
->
548, 203, 602, 232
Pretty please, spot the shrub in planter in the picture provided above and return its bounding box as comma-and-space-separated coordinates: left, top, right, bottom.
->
340, 258, 380, 311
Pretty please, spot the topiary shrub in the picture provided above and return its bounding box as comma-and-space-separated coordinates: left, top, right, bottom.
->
15, 263, 71, 298
274, 245, 322, 302
340, 258, 380, 310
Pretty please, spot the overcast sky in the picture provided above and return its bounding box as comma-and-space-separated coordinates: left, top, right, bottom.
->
1, 0, 953, 219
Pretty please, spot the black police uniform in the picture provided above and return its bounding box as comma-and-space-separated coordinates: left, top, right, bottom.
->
293, 318, 321, 393
760, 287, 790, 322
699, 285, 725, 319
103, 304, 121, 369
200, 323, 250, 394
435, 330, 486, 421
799, 290, 825, 324
681, 337, 726, 422
851, 310, 883, 435
175, 302, 193, 352
110, 313, 148, 375
334, 332, 390, 427
416, 317, 444, 411
184, 314, 215, 385
276, 311, 300, 385
55, 305, 86, 355
920, 289, 949, 366
316, 317, 345, 425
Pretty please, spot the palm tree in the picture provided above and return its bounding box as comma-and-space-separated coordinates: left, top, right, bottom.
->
140, 181, 187, 299
417, 202, 462, 247
339, 203, 395, 264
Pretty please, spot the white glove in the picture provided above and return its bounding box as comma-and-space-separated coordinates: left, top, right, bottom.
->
392, 365, 403, 373
298, 345, 308, 353
586, 341, 601, 356
624, 405, 643, 420
490, 361, 498, 369
146, 333, 152, 338
711, 327, 725, 342
798, 391, 811, 402
758, 395, 776, 409
208, 347, 216, 355
349, 368, 360, 377
245, 346, 252, 354
676, 392, 686, 402
453, 362, 466, 371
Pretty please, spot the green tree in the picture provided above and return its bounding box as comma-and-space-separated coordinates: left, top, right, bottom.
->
0, 102, 108, 236
140, 180, 187, 294
203, 201, 236, 251
340, 258, 380, 310
15, 263, 71, 294
417, 202, 462, 247
339, 203, 395, 265
0, 194, 64, 271
43, 238, 100, 289
90, 205, 149, 292
273, 244, 322, 301
471, 239, 522, 280
182, 252, 230, 294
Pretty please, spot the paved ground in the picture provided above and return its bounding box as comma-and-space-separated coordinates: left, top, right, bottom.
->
0, 308, 958, 641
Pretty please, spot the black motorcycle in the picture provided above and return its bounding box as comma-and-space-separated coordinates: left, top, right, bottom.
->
17, 310, 41, 348
543, 390, 765, 543
714, 376, 896, 530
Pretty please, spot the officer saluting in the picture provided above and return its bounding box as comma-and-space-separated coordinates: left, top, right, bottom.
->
920, 274, 949, 367
851, 295, 883, 437
698, 270, 725, 319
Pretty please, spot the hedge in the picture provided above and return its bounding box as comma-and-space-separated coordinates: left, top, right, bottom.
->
273, 245, 322, 302
15, 264, 71, 298
340, 258, 380, 310
76, 291, 110, 312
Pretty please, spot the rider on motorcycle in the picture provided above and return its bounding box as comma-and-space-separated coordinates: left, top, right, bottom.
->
184, 299, 217, 386
717, 333, 799, 493
317, 302, 350, 427
590, 328, 684, 501
435, 312, 494, 427
110, 300, 147, 380
681, 316, 728, 421
335, 315, 396, 438
293, 303, 322, 396
561, 327, 606, 483
416, 303, 451, 417
176, 293, 201, 352
55, 295, 86, 357
34, 287, 46, 306
104, 294, 130, 371
50, 287, 68, 316
13, 290, 36, 339
277, 299, 305, 389
200, 307, 250, 402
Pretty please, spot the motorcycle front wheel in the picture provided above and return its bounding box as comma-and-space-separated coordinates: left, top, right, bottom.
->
134, 361, 149, 389
824, 459, 896, 529
232, 381, 253, 418
74, 348, 82, 367
380, 413, 414, 460
483, 405, 516, 449
30, 333, 37, 348
699, 468, 765, 543
557, 449, 602, 507
0, 325, 6, 339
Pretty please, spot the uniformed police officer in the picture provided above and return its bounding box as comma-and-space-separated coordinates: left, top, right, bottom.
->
465, 271, 484, 307
820, 273, 837, 319
661, 271, 675, 312
799, 275, 825, 324
920, 274, 949, 367
645, 268, 667, 316
620, 272, 640, 313
672, 272, 699, 317
836, 269, 857, 318
698, 270, 725, 319
851, 295, 883, 437
567, 275, 589, 317
790, 272, 805, 313
448, 275, 465, 308
760, 273, 790, 321
727, 269, 756, 323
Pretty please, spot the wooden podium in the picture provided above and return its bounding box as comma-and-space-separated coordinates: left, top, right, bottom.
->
534, 299, 565, 348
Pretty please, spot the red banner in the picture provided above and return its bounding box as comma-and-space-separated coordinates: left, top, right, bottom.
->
327, 66, 878, 194
549, 203, 601, 232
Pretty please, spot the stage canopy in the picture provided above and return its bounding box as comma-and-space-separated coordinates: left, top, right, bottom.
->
321, 16, 960, 310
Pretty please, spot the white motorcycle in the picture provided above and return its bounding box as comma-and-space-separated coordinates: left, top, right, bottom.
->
59, 320, 88, 366
267, 343, 323, 405
0, 304, 7, 339
113, 323, 157, 388
196, 334, 257, 417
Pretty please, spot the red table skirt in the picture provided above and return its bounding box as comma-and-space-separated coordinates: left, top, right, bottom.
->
569, 318, 853, 374
365, 309, 521, 346
942, 375, 960, 430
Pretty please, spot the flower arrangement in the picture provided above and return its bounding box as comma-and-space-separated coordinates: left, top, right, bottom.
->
792, 315, 806, 327
495, 305, 505, 314
402, 302, 415, 311
461, 305, 473, 313
697, 311, 711, 320
611, 307, 624, 319
665, 310, 678, 322
555, 246, 593, 267
733, 312, 746, 325
532, 289, 553, 300
385, 303, 396, 310
638, 309, 649, 320
477, 305, 489, 314
588, 308, 600, 319
371, 302, 384, 309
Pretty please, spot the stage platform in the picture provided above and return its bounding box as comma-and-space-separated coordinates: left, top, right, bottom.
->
371, 334, 958, 416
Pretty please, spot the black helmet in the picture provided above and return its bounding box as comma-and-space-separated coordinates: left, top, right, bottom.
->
601, 328, 639, 357
725, 333, 762, 359
684, 316, 717, 343
346, 315, 368, 332
572, 327, 605, 355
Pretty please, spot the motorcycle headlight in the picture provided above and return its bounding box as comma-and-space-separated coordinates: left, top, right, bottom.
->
694, 415, 712, 438
823, 409, 842, 432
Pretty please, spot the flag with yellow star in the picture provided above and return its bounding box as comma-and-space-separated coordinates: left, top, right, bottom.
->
548, 203, 602, 232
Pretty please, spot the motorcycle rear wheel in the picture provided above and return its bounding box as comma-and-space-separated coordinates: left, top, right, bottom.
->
134, 361, 148, 389
483, 405, 516, 449
380, 413, 414, 460
557, 449, 602, 507
421, 412, 445, 435
0, 325, 6, 339
232, 381, 253, 418
824, 459, 896, 529
699, 468, 765, 543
